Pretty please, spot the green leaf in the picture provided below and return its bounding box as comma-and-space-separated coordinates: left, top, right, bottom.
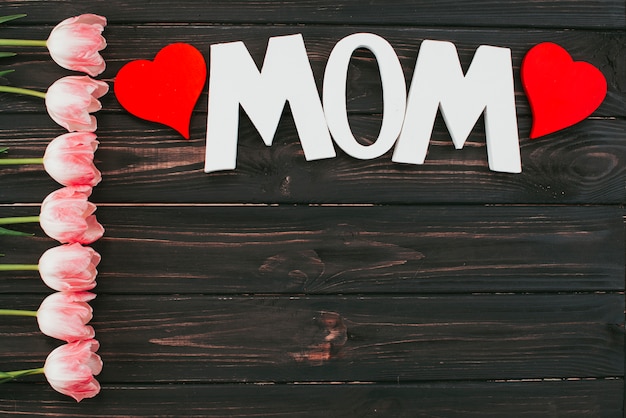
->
0, 226, 32, 236
0, 53, 16, 58
0, 69, 14, 77
0, 14, 26, 24
0, 147, 8, 153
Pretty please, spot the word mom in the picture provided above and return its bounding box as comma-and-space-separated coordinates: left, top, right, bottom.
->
205, 33, 521, 174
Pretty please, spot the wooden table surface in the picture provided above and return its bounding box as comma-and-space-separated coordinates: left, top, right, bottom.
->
0, 0, 624, 416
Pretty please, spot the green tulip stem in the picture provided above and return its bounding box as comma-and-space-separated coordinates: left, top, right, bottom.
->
0, 216, 40, 225
0, 86, 46, 99
0, 309, 37, 317
0, 264, 39, 271
0, 39, 47, 47
0, 367, 44, 383
0, 158, 43, 165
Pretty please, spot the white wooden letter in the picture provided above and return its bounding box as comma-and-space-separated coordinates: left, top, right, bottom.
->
323, 33, 406, 159
205, 34, 335, 173
393, 40, 522, 173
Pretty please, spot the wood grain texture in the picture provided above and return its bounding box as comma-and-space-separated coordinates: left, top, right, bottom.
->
1, 294, 623, 382
0, 0, 623, 415
0, 380, 623, 417
0, 205, 622, 294
1, 116, 625, 204
1, 0, 624, 28
0, 27, 624, 117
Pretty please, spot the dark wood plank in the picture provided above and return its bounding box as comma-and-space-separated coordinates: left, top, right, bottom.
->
1, 116, 625, 204
0, 205, 622, 294
0, 380, 623, 417
0, 0, 623, 414
1, 0, 624, 28
1, 294, 623, 382
1, 27, 624, 117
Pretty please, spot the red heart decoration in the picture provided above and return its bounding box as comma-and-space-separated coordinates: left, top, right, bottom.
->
114, 43, 206, 139
521, 42, 606, 139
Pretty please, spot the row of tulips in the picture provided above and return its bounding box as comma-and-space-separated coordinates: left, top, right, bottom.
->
0, 13, 107, 402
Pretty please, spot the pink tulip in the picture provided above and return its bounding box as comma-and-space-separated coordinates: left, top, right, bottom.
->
46, 14, 107, 77
43, 132, 101, 187
45, 76, 109, 132
39, 185, 104, 244
43, 339, 102, 402
36, 291, 96, 342
38, 243, 101, 292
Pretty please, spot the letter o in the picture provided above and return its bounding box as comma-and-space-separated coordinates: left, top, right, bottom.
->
323, 33, 406, 159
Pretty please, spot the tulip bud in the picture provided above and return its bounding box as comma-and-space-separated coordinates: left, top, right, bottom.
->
38, 244, 100, 291
43, 132, 101, 187
36, 292, 96, 342
46, 14, 107, 76
43, 339, 102, 402
39, 186, 104, 244
45, 76, 109, 132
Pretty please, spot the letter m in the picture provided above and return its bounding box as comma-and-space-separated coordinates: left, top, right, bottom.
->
393, 40, 521, 173
205, 34, 335, 173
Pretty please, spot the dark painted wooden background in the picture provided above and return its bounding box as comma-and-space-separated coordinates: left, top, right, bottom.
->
0, 0, 624, 416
